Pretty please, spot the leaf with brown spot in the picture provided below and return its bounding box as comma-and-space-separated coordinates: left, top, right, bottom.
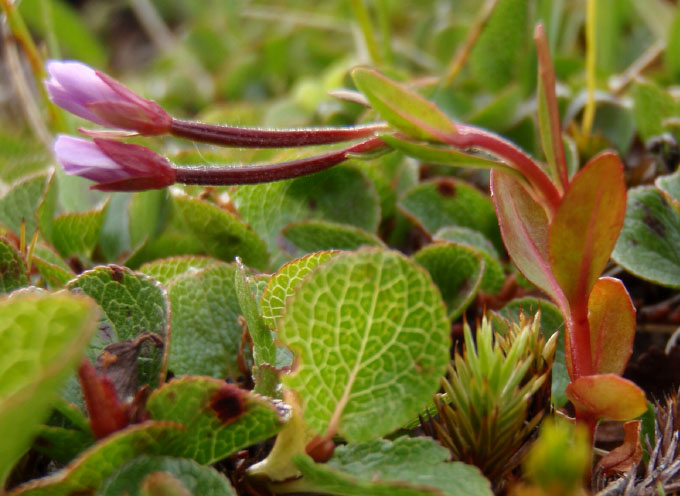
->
146, 376, 285, 464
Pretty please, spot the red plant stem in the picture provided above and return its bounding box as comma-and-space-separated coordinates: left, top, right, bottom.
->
174, 137, 386, 185
169, 118, 388, 148
568, 301, 594, 379
446, 124, 562, 214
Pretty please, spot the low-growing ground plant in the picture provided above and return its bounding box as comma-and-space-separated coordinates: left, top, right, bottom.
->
1, 1, 680, 495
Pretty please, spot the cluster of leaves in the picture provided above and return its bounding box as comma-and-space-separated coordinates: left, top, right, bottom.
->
3, 0, 680, 495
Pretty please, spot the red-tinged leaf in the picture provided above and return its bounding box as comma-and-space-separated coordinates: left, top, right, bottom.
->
566, 374, 647, 421
548, 152, 627, 308
534, 24, 568, 190
490, 170, 566, 308
588, 277, 636, 375
78, 360, 128, 439
595, 421, 642, 477
351, 68, 458, 143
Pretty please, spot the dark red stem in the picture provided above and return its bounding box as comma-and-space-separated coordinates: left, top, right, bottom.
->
174, 137, 386, 185
169, 118, 388, 148
447, 124, 562, 214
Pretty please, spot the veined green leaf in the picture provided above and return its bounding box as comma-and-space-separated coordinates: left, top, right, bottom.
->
280, 249, 450, 442
0, 292, 98, 486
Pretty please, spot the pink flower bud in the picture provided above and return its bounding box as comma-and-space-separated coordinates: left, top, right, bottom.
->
45, 60, 171, 135
54, 135, 175, 191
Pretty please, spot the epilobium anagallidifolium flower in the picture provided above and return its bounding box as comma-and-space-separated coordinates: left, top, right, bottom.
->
46, 59, 386, 147
46, 60, 171, 135
54, 135, 175, 191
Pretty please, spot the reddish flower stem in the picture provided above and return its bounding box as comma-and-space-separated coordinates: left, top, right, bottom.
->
169, 118, 388, 148
174, 136, 386, 186
568, 302, 594, 379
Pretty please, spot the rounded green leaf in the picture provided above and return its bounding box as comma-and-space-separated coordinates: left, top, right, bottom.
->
139, 256, 220, 286
67, 265, 170, 389
173, 195, 268, 270
0, 238, 28, 293
613, 186, 680, 288
166, 263, 243, 378
0, 292, 99, 486
293, 437, 492, 496
414, 243, 484, 320
434, 227, 505, 294
400, 178, 502, 253
282, 220, 384, 254
7, 422, 185, 496
280, 248, 450, 442
146, 377, 286, 464
52, 202, 108, 260
0, 173, 51, 240
262, 251, 338, 331
231, 164, 380, 268
97, 455, 236, 496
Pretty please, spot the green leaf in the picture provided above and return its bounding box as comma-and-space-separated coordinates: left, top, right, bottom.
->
33, 424, 94, 465
231, 164, 380, 268
413, 243, 484, 320
351, 69, 457, 142
98, 194, 131, 262
234, 260, 277, 396
292, 437, 492, 496
19, 0, 106, 66
165, 263, 243, 378
491, 170, 565, 307
377, 134, 515, 174
588, 277, 635, 375
434, 227, 505, 294
52, 202, 108, 260
97, 455, 236, 496
280, 249, 450, 442
0, 292, 98, 486
0, 238, 28, 293
7, 422, 185, 496
631, 81, 680, 142
548, 152, 627, 307
655, 169, 680, 210
667, 10, 680, 81
282, 220, 384, 254
470, 0, 530, 90
138, 256, 220, 286
496, 297, 567, 408
261, 251, 338, 331
612, 186, 680, 288
399, 178, 502, 253
173, 194, 268, 270
0, 173, 50, 240
566, 374, 647, 422
31, 244, 75, 289
0, 131, 51, 183
146, 376, 286, 464
128, 190, 170, 251
67, 265, 170, 389
36, 172, 58, 246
